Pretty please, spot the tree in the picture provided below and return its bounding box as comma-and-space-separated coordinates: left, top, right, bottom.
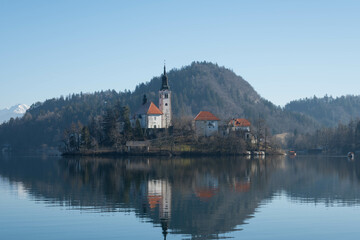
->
120, 106, 132, 142
102, 108, 117, 147
355, 121, 360, 150
134, 119, 144, 140
81, 126, 91, 149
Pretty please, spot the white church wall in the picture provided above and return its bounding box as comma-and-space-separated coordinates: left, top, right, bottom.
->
147, 114, 162, 129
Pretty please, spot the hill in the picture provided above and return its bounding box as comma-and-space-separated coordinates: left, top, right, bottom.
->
129, 62, 317, 133
285, 95, 360, 127
0, 62, 317, 150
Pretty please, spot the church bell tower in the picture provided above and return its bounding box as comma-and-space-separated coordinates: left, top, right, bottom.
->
159, 65, 172, 128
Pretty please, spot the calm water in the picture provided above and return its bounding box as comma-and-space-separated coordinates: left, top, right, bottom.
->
1, 155, 360, 239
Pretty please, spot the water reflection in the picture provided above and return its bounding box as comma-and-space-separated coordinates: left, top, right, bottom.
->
1, 155, 360, 239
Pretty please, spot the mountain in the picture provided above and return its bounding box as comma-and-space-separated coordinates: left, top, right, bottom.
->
285, 95, 360, 127
0, 104, 29, 123
0, 62, 317, 150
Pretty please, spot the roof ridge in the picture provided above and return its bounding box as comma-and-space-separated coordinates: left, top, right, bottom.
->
194, 111, 220, 121
147, 102, 163, 115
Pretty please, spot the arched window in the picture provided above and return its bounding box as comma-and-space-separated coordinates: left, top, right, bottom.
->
165, 93, 168, 99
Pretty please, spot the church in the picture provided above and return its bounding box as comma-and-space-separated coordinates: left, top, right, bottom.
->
131, 65, 172, 129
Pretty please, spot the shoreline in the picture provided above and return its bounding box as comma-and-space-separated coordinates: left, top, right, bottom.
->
61, 149, 285, 158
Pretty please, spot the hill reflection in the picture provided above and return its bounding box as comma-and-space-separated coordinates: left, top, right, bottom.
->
1, 155, 360, 239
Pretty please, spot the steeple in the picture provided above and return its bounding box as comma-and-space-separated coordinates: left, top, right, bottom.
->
161, 64, 169, 90
161, 220, 168, 240
159, 63, 172, 128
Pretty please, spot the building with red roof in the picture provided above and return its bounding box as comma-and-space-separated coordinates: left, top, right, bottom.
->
131, 65, 172, 129
226, 118, 253, 141
131, 95, 163, 129
228, 118, 251, 132
194, 111, 220, 136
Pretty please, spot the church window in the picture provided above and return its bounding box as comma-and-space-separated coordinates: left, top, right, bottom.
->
165, 103, 168, 106
154, 125, 157, 128
165, 93, 168, 99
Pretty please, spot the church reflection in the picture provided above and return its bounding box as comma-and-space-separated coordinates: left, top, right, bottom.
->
147, 179, 171, 239
2, 155, 360, 239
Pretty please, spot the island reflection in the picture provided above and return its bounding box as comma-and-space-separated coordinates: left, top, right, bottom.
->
1, 155, 360, 239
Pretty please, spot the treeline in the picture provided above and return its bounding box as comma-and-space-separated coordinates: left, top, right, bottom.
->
287, 119, 360, 154
0, 91, 123, 150
285, 95, 360, 127
62, 102, 255, 155
62, 104, 135, 152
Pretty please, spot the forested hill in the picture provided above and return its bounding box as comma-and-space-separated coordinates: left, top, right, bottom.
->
128, 62, 316, 133
0, 62, 317, 150
285, 95, 360, 127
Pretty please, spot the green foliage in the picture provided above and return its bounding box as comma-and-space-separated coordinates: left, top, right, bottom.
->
285, 95, 360, 127
287, 119, 360, 154
134, 119, 144, 140
81, 126, 91, 149
102, 108, 119, 147
356, 122, 360, 150
120, 106, 132, 140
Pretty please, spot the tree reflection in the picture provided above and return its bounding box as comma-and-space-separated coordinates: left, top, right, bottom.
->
1, 155, 360, 239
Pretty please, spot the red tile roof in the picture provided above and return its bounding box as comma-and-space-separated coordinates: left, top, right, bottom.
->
195, 188, 218, 200
147, 195, 162, 209
147, 102, 163, 115
229, 118, 251, 127
194, 111, 220, 121
234, 182, 251, 192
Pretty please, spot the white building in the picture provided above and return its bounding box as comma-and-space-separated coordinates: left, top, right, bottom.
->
228, 118, 251, 132
147, 179, 172, 219
228, 118, 252, 140
131, 65, 172, 129
147, 179, 172, 239
159, 65, 172, 128
194, 111, 220, 137
131, 99, 163, 129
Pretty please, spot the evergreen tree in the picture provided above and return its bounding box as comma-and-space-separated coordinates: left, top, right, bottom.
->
134, 119, 144, 140
355, 121, 360, 150
120, 106, 132, 141
102, 108, 118, 147
81, 126, 91, 149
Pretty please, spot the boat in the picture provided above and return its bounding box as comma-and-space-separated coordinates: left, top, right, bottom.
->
289, 151, 296, 156
348, 152, 354, 160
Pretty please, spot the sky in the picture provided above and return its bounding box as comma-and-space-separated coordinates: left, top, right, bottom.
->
0, 0, 359, 109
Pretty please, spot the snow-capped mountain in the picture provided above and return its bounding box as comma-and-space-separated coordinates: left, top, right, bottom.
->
0, 104, 30, 123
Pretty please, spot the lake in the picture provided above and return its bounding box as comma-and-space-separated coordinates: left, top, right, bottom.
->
1, 154, 360, 239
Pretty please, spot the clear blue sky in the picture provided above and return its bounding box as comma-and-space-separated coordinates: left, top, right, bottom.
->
1, 0, 359, 109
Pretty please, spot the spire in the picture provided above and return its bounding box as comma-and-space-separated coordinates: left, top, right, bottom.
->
161, 220, 168, 240
161, 63, 169, 90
